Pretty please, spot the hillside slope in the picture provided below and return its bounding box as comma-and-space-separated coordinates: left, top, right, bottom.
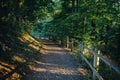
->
0, 34, 42, 80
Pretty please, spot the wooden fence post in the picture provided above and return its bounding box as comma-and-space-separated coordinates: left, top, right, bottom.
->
3, 44, 6, 52
67, 36, 69, 48
71, 38, 74, 52
79, 42, 84, 63
80, 42, 83, 53
97, 50, 100, 68
93, 48, 100, 80
80, 42, 84, 57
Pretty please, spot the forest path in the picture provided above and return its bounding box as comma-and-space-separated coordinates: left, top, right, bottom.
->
23, 40, 83, 80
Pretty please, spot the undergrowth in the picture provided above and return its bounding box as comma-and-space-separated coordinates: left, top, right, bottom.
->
0, 34, 42, 80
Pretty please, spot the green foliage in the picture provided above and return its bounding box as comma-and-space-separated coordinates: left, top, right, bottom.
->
98, 66, 120, 80
42, 0, 120, 74
40, 0, 120, 60
0, 0, 54, 35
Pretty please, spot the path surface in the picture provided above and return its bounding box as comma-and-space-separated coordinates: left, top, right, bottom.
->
23, 40, 83, 80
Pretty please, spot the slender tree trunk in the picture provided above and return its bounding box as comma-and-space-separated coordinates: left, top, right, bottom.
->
83, 17, 87, 33
76, 0, 79, 12
72, 0, 75, 12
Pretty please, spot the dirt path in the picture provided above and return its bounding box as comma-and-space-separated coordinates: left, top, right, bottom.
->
23, 40, 83, 80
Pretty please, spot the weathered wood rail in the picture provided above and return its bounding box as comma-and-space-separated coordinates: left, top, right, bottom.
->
67, 39, 120, 80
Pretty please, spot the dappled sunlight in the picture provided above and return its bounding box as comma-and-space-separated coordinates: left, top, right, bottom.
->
0, 58, 30, 80
18, 34, 41, 46
34, 60, 48, 65
18, 34, 42, 52
0, 33, 43, 79
29, 65, 46, 72
29, 61, 79, 75
28, 44, 40, 51
0, 61, 22, 80
0, 62, 12, 73
83, 48, 93, 58
23, 40, 84, 80
18, 36, 25, 43
0, 61, 15, 70
12, 56, 26, 63
48, 67, 78, 75
41, 44, 65, 55
78, 68, 88, 76
23, 48, 32, 52
5, 45, 11, 52
21, 34, 40, 44
6, 72, 22, 80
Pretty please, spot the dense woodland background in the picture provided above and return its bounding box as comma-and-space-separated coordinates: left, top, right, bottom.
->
0, 0, 120, 79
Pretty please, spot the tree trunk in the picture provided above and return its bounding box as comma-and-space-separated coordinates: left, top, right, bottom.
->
72, 0, 75, 12
76, 0, 79, 12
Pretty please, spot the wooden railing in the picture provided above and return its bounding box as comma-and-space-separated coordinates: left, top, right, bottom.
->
67, 39, 120, 80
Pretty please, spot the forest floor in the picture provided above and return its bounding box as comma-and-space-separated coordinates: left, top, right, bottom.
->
0, 35, 86, 80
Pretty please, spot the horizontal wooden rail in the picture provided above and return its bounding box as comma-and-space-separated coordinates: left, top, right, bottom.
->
74, 40, 120, 74
81, 43, 120, 74
72, 39, 120, 80
79, 51, 104, 80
